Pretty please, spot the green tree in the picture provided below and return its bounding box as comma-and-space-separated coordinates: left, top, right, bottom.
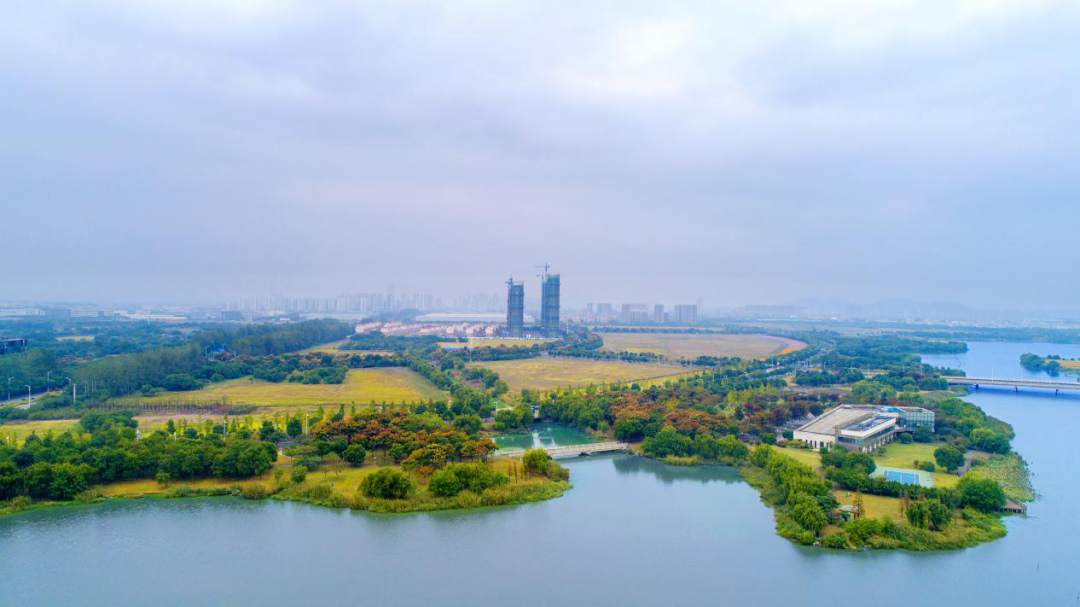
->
957, 476, 1006, 512
286, 418, 303, 438
452, 414, 482, 437
791, 497, 828, 534
934, 446, 965, 472
926, 499, 952, 530
342, 443, 367, 466
843, 452, 876, 475
906, 500, 930, 528
641, 427, 689, 458
522, 448, 551, 476
969, 428, 1010, 454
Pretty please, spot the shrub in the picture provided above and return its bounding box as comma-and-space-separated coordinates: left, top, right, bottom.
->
428, 463, 509, 497
546, 461, 570, 482
898, 432, 914, 444
290, 466, 308, 485
480, 485, 514, 506
360, 467, 414, 499
429, 468, 464, 497
822, 533, 849, 549
240, 484, 269, 500
454, 490, 482, 509
663, 455, 701, 466
295, 457, 322, 471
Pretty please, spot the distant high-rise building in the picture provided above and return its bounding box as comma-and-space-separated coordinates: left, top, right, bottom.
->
506, 278, 525, 337
653, 304, 665, 324
596, 303, 614, 321
620, 303, 648, 323
673, 304, 698, 325
540, 271, 560, 337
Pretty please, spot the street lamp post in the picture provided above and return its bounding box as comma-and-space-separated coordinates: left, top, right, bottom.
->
25, 385, 31, 406
47, 371, 52, 392
6, 377, 12, 401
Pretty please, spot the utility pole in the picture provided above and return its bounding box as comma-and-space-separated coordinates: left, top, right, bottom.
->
25, 385, 31, 406
46, 371, 52, 392
66, 377, 76, 407
6, 377, 12, 401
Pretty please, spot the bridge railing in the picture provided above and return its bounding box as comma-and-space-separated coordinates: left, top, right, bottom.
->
493, 442, 629, 459
948, 377, 1080, 387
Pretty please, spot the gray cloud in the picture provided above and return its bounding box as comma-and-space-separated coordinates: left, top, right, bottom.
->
1, 0, 1078, 309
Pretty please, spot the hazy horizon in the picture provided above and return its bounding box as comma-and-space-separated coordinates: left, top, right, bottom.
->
4, 1, 1079, 310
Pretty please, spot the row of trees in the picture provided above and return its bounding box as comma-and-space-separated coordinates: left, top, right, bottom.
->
70, 321, 352, 399
0, 411, 277, 502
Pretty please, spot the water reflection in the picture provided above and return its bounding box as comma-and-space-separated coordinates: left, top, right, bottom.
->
611, 453, 743, 485
493, 423, 595, 452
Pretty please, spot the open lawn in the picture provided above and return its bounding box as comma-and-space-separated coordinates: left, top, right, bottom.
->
0, 420, 80, 446
56, 335, 94, 342
833, 490, 906, 522
469, 357, 694, 394
875, 442, 960, 488
776, 446, 821, 469
120, 368, 447, 408
598, 333, 804, 360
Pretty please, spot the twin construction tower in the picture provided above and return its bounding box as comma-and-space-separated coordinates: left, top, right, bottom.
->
506, 264, 560, 338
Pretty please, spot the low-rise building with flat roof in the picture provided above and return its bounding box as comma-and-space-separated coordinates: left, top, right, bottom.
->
793, 404, 934, 453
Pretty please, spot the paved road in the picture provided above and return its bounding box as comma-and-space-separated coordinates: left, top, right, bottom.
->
0, 390, 50, 409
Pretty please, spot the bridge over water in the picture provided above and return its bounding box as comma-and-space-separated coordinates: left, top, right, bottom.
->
946, 376, 1080, 394
494, 441, 629, 459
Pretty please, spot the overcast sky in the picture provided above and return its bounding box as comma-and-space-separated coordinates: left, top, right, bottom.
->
2, 0, 1078, 309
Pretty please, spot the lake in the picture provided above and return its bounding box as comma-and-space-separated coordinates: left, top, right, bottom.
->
493, 422, 595, 452
2, 340, 1079, 606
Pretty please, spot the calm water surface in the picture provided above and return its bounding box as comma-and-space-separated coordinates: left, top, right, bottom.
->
493, 422, 595, 452
2, 341, 1079, 606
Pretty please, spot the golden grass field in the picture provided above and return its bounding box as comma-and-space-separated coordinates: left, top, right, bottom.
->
598, 333, 804, 359
56, 335, 94, 341
119, 367, 447, 407
833, 490, 906, 521
468, 357, 695, 394
1055, 359, 1080, 369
